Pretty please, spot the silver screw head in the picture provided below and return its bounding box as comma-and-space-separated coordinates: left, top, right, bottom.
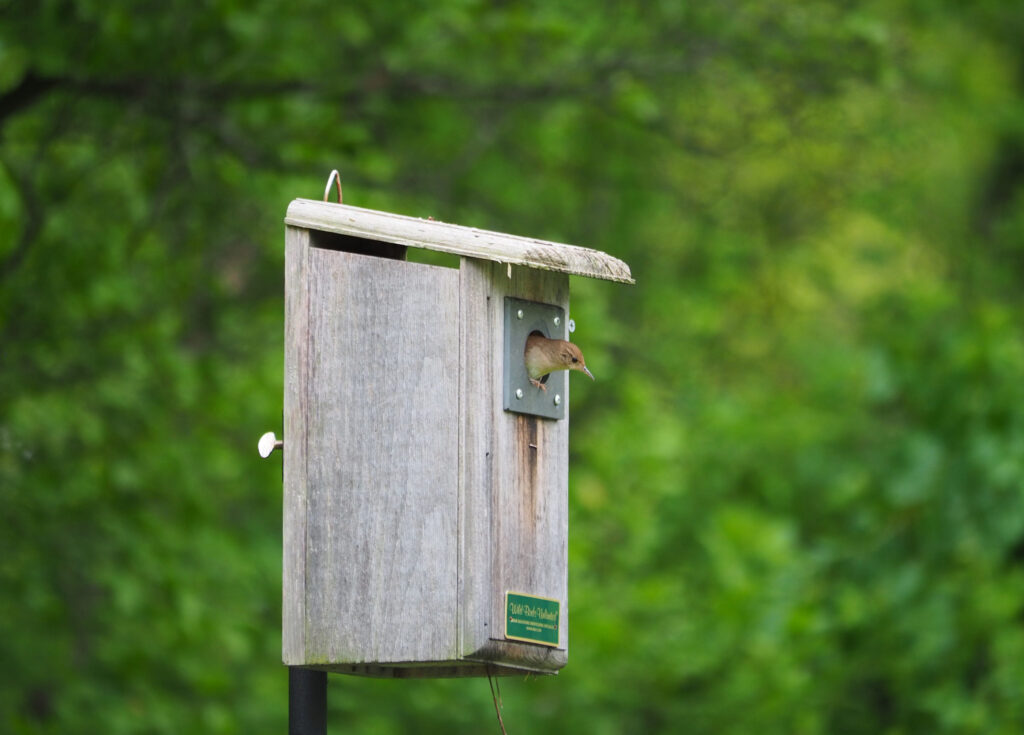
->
568, 319, 576, 334
515, 388, 524, 399
553, 394, 562, 406
553, 316, 561, 327
517, 309, 524, 319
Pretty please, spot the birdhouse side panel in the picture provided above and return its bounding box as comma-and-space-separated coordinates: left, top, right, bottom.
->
285, 243, 460, 667
284, 226, 311, 664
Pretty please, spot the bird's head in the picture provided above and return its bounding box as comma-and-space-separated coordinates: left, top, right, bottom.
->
524, 333, 595, 382
559, 342, 594, 380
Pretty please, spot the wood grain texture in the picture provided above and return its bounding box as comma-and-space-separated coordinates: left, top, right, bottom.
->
457, 259, 494, 660
285, 198, 633, 284
303, 661, 540, 678
283, 226, 309, 664
459, 262, 570, 672
284, 246, 460, 666
285, 233, 570, 675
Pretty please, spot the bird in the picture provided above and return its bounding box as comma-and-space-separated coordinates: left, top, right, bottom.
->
524, 334, 594, 391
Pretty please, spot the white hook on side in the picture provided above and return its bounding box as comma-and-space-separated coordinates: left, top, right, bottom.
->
258, 431, 284, 458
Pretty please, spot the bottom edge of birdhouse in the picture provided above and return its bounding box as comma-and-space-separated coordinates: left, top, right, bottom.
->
284, 658, 560, 679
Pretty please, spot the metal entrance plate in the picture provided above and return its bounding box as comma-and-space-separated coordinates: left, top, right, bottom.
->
503, 297, 566, 420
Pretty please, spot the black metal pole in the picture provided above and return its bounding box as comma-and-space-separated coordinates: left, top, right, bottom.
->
289, 667, 327, 735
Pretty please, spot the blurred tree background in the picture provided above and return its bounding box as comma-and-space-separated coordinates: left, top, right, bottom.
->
3, 0, 1024, 732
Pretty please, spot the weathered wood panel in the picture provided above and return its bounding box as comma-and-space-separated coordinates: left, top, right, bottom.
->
459, 261, 569, 671
285, 199, 633, 284
457, 259, 494, 659
283, 226, 310, 664
286, 234, 571, 675
284, 246, 460, 666
490, 266, 570, 658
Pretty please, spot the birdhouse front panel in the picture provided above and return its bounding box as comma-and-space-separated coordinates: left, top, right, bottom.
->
457, 260, 570, 671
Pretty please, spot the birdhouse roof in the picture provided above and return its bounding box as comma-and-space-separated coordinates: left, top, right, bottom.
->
284, 199, 634, 284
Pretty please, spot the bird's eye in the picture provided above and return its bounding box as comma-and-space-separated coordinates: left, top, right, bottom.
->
571, 357, 579, 363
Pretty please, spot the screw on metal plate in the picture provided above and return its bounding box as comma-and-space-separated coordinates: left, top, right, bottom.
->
554, 394, 562, 406
515, 389, 524, 399
258, 431, 284, 458
517, 309, 524, 319
553, 316, 561, 327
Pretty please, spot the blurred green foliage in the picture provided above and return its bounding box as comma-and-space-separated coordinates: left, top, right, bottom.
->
3, 0, 1024, 732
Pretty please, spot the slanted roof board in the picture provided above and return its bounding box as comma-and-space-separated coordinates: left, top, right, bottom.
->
284, 199, 634, 284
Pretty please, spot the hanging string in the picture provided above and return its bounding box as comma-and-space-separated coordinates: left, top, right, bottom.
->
487, 665, 508, 735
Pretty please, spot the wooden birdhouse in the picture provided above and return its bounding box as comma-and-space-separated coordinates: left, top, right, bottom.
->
281, 198, 632, 678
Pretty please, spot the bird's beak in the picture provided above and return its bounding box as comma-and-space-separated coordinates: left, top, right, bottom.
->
582, 365, 594, 380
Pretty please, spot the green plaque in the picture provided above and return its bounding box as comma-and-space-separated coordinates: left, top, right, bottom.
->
505, 592, 560, 647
